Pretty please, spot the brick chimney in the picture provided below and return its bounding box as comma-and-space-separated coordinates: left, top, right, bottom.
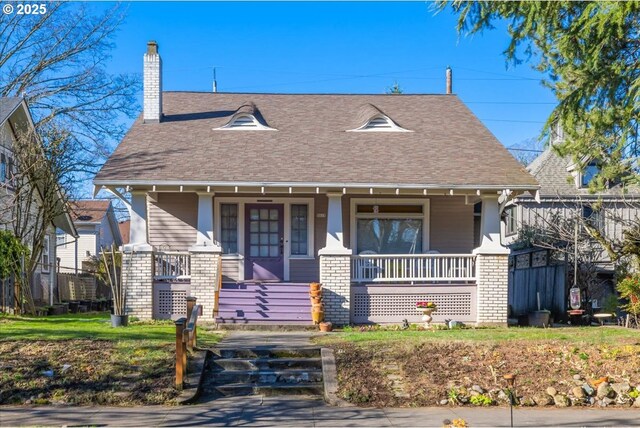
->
143, 41, 162, 123
446, 66, 453, 94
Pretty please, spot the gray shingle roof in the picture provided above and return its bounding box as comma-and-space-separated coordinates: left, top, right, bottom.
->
0, 97, 23, 125
95, 92, 538, 188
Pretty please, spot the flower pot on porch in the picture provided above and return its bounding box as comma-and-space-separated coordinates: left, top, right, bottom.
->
309, 282, 322, 292
111, 314, 129, 327
319, 321, 333, 332
310, 296, 322, 305
309, 289, 322, 298
312, 310, 325, 324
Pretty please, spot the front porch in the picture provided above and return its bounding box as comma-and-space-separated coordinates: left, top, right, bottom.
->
114, 185, 509, 326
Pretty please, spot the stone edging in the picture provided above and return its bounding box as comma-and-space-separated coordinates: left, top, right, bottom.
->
321, 347, 353, 407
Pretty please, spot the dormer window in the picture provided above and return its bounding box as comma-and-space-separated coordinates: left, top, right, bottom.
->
348, 114, 411, 133
217, 113, 277, 131
581, 162, 599, 188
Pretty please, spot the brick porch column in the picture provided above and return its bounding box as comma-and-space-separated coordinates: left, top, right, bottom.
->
122, 249, 154, 320
318, 192, 352, 326
189, 249, 221, 321
473, 194, 510, 326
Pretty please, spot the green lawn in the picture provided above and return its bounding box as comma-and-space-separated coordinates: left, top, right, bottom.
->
0, 313, 222, 405
316, 325, 640, 346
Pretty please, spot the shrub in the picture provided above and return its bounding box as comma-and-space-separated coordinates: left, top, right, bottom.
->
617, 275, 640, 317
470, 394, 493, 406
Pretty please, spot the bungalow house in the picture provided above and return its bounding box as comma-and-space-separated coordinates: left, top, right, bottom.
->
94, 41, 539, 325
57, 200, 123, 274
0, 97, 76, 310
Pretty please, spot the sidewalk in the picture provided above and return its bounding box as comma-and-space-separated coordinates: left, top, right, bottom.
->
2, 396, 639, 427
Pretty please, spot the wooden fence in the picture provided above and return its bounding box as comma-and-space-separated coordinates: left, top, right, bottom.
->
508, 249, 566, 316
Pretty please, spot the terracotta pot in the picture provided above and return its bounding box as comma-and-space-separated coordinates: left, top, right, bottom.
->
309, 282, 322, 292
319, 321, 333, 332
309, 289, 322, 298
311, 303, 324, 311
312, 311, 324, 324
310, 296, 322, 305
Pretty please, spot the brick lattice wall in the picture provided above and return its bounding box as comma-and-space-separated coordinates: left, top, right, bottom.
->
189, 250, 220, 320
319, 255, 351, 325
476, 253, 509, 326
123, 251, 154, 320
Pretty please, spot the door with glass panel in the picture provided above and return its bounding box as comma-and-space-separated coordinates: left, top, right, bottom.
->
244, 204, 284, 281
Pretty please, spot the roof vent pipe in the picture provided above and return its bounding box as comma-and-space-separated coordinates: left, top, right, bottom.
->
446, 66, 453, 95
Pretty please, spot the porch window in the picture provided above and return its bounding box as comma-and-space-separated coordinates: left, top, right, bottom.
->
355, 204, 423, 254
220, 204, 238, 254
290, 204, 308, 255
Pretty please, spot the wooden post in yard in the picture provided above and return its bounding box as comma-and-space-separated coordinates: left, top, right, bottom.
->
175, 317, 187, 390
186, 296, 197, 348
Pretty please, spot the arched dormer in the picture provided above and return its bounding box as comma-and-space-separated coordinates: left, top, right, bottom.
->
216, 102, 277, 131
347, 103, 411, 132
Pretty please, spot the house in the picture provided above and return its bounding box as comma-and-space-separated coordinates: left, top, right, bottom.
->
505, 137, 640, 313
0, 97, 76, 310
93, 41, 539, 325
56, 200, 123, 274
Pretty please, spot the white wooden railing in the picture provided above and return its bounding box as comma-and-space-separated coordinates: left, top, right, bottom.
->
154, 252, 191, 280
351, 254, 476, 283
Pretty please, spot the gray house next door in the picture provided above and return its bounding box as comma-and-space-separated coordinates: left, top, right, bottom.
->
244, 204, 284, 281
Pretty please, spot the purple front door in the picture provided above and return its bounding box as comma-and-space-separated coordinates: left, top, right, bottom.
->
245, 204, 285, 281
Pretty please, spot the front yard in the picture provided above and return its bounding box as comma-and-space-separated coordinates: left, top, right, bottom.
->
315, 326, 640, 408
0, 314, 222, 406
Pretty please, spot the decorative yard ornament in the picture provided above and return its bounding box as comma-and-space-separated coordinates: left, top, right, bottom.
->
570, 286, 581, 310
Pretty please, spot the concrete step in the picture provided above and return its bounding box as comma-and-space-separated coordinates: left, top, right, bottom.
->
208, 369, 323, 384
211, 347, 321, 359
202, 382, 324, 398
209, 357, 323, 371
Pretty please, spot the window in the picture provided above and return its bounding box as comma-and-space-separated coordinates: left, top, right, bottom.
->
504, 206, 518, 236
355, 204, 423, 254
581, 162, 599, 187
290, 204, 308, 256
583, 204, 604, 231
41, 235, 50, 272
56, 228, 66, 248
220, 204, 238, 254
0, 153, 5, 182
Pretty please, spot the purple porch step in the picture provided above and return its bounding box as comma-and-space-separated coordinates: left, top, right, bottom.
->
221, 283, 313, 293
217, 305, 312, 315
219, 296, 311, 305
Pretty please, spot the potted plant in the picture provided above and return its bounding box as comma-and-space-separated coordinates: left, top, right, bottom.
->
319, 321, 332, 332
416, 301, 437, 328
97, 246, 127, 327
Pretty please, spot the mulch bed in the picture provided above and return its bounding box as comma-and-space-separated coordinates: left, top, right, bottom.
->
332, 340, 640, 407
0, 340, 179, 406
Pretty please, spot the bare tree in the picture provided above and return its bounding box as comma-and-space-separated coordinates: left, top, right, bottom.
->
0, 1, 140, 186
0, 125, 75, 313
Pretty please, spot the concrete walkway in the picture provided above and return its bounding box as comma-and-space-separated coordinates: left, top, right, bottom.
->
2, 396, 639, 427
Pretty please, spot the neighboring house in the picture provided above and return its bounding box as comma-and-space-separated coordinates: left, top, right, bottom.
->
118, 220, 130, 246
0, 97, 76, 308
504, 138, 640, 312
93, 41, 539, 325
57, 200, 123, 274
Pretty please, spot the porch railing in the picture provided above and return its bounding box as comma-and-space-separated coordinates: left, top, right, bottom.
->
351, 254, 476, 283
154, 251, 191, 281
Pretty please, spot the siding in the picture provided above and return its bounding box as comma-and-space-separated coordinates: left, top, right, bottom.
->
290, 258, 320, 282
222, 257, 240, 282
148, 192, 198, 251
429, 196, 474, 253
58, 229, 97, 273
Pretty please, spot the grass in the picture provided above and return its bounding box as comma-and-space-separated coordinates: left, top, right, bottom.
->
0, 313, 223, 405
315, 325, 640, 346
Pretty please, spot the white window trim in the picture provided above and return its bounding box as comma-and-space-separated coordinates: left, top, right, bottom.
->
42, 235, 50, 272
215, 196, 315, 281
349, 198, 430, 255
347, 115, 412, 133
504, 206, 518, 237
215, 114, 277, 131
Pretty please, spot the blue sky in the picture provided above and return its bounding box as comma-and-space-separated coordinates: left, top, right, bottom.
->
104, 1, 556, 150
